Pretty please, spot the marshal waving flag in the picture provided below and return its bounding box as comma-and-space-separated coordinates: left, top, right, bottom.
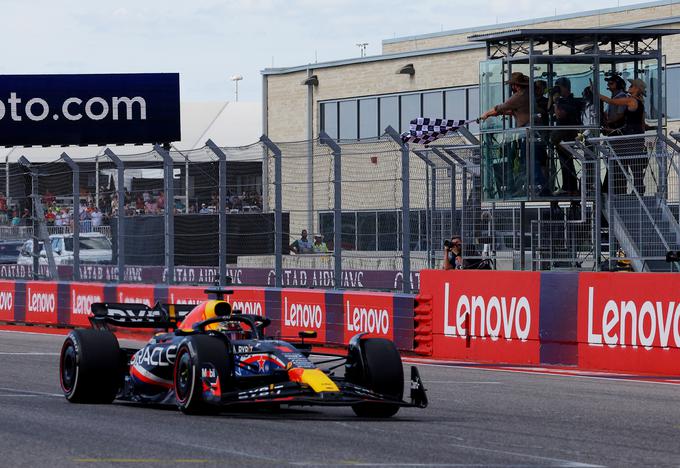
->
400, 117, 475, 146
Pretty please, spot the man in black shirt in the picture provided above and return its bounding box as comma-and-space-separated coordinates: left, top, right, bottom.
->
549, 77, 582, 195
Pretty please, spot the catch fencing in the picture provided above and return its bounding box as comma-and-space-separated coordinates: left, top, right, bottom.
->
2, 128, 675, 292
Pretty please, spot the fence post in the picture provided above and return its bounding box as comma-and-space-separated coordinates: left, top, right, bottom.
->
155, 144, 174, 285
413, 150, 437, 269
206, 139, 228, 287
320, 131, 342, 289
259, 135, 282, 288
431, 148, 457, 250
104, 149, 125, 282
60, 153, 80, 281
385, 126, 411, 294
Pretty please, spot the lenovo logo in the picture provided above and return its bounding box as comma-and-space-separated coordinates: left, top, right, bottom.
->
443, 282, 531, 341
72, 291, 101, 315
587, 287, 680, 349
0, 290, 12, 312
284, 297, 322, 329
27, 287, 56, 314
345, 299, 390, 335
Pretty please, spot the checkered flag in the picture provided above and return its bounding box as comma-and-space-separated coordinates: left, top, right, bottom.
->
400, 117, 472, 146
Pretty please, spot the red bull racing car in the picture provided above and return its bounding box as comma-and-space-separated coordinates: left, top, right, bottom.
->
59, 288, 428, 417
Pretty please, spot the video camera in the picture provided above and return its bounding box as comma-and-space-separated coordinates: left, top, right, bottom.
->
666, 251, 680, 263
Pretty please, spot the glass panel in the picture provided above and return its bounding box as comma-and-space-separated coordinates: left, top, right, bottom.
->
481, 129, 535, 201
400, 94, 421, 133
423, 91, 443, 118
667, 67, 680, 120
641, 59, 662, 124
341, 212, 356, 250
549, 63, 595, 127
479, 60, 504, 132
359, 98, 378, 139
357, 212, 377, 250
322, 102, 338, 139
377, 211, 398, 250
319, 212, 334, 250
445, 89, 466, 120
379, 96, 398, 135
467, 87, 480, 134
339, 100, 358, 140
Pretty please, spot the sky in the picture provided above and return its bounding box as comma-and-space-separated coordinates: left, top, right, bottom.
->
0, 0, 667, 102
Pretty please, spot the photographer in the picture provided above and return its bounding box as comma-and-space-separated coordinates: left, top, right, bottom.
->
442, 236, 463, 270
549, 77, 582, 195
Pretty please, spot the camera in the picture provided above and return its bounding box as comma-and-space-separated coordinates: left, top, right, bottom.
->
666, 251, 680, 262
443, 239, 452, 249
550, 85, 561, 95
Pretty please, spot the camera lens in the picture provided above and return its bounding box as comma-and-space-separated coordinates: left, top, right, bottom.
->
443, 240, 451, 248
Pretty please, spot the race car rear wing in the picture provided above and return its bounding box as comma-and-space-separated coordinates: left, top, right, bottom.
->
89, 302, 196, 330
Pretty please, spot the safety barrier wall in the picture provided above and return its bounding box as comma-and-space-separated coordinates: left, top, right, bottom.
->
420, 270, 680, 375
0, 280, 414, 351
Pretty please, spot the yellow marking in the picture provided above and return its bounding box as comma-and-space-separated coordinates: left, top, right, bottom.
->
298, 368, 340, 393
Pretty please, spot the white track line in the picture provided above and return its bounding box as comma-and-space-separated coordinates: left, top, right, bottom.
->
0, 387, 63, 397
0, 352, 59, 355
409, 360, 680, 386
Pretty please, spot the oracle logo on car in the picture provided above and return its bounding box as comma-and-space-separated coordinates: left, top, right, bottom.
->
443, 282, 531, 341
586, 286, 680, 349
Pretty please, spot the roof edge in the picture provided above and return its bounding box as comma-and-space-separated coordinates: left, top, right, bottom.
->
382, 0, 672, 45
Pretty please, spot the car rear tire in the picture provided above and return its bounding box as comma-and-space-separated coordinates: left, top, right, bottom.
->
173, 335, 231, 414
347, 337, 404, 418
59, 329, 122, 403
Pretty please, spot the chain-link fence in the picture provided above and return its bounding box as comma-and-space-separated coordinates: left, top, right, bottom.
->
2, 129, 677, 291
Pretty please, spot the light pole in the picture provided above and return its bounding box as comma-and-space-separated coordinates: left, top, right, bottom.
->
356, 42, 368, 58
230, 75, 243, 102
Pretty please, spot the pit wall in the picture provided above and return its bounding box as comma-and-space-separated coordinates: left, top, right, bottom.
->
0, 280, 414, 351
419, 270, 680, 375
2, 272, 680, 376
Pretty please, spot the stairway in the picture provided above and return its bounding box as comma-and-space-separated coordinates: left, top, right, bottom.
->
606, 195, 680, 272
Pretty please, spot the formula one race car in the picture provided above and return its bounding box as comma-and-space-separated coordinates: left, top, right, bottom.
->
59, 288, 428, 417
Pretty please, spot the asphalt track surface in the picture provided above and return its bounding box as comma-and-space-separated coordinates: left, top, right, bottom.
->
1, 330, 680, 468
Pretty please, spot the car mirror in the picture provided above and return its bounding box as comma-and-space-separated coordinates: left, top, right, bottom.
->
298, 330, 317, 339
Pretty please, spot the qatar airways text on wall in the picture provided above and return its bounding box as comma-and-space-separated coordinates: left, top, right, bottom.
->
578, 273, 680, 374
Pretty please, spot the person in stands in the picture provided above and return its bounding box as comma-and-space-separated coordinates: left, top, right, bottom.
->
289, 229, 313, 254
312, 234, 329, 253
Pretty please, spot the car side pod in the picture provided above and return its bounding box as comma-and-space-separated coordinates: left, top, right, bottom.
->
410, 366, 428, 408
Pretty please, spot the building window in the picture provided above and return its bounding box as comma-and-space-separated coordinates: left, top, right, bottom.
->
467, 87, 480, 133
445, 89, 466, 120
322, 102, 338, 139
359, 98, 378, 139
379, 96, 399, 135
423, 91, 443, 119
320, 85, 480, 141
339, 100, 358, 140
400, 94, 421, 133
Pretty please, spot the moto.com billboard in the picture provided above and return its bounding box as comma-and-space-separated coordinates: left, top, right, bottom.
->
0, 73, 180, 146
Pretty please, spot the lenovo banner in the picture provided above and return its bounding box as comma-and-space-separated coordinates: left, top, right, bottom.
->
0, 280, 15, 321
280, 289, 326, 343
69, 283, 104, 327
24, 281, 58, 325
342, 292, 394, 343
0, 73, 180, 146
422, 270, 541, 363
578, 273, 680, 374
